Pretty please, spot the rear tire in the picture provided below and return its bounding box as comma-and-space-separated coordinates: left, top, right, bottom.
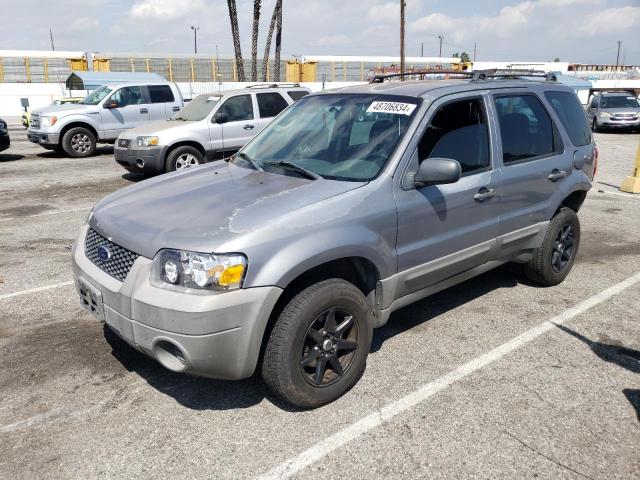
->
262, 279, 373, 409
591, 118, 600, 133
62, 126, 96, 158
524, 207, 580, 286
165, 146, 202, 172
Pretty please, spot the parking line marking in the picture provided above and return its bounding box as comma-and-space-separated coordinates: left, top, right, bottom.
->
0, 281, 74, 301
257, 271, 640, 480
594, 189, 640, 200
0, 205, 91, 222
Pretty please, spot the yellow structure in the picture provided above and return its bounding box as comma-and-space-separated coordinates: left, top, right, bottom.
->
69, 58, 88, 71
620, 142, 640, 194
286, 61, 317, 82
92, 57, 111, 71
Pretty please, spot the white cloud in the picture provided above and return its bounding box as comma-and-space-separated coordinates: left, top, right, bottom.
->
129, 0, 207, 20
579, 6, 640, 34
67, 17, 101, 33
317, 34, 351, 47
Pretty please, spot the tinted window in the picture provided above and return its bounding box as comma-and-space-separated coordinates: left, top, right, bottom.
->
545, 91, 591, 147
495, 94, 561, 164
288, 90, 309, 102
111, 86, 144, 107
257, 92, 289, 118
418, 98, 490, 174
219, 94, 254, 122
148, 85, 175, 103
590, 96, 598, 108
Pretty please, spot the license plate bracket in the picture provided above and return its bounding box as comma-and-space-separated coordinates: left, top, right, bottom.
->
77, 278, 105, 321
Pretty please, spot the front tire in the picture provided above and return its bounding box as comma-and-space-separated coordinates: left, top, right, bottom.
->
592, 118, 600, 133
262, 279, 373, 408
165, 146, 202, 172
62, 126, 96, 158
524, 207, 580, 286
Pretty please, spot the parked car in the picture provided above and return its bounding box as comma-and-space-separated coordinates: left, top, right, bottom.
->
0, 118, 9, 152
113, 84, 310, 174
22, 97, 84, 128
73, 74, 595, 408
587, 91, 640, 132
27, 82, 183, 157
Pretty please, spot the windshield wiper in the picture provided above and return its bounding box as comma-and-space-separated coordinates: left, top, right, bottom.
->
234, 152, 263, 171
263, 161, 321, 180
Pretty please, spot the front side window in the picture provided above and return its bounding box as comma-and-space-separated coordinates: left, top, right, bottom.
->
257, 92, 289, 118
238, 94, 421, 181
219, 94, 254, 122
494, 94, 561, 164
545, 91, 591, 147
417, 98, 490, 175
110, 86, 145, 107
148, 85, 175, 103
590, 96, 598, 109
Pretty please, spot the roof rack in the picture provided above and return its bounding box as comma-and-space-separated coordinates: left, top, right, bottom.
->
245, 83, 301, 89
471, 69, 557, 82
370, 70, 473, 83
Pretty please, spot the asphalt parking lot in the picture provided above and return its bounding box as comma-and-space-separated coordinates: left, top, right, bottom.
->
0, 117, 639, 479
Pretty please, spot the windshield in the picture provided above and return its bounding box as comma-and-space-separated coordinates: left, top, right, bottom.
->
81, 86, 113, 105
172, 94, 221, 121
600, 96, 640, 109
238, 94, 421, 181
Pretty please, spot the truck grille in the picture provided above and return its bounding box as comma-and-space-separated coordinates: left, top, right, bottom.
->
84, 228, 139, 282
30, 114, 40, 129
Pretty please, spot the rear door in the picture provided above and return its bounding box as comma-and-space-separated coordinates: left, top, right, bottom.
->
100, 86, 150, 138
145, 85, 180, 121
255, 91, 291, 132
491, 91, 572, 245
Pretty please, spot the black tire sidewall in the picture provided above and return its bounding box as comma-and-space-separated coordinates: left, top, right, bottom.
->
166, 146, 203, 172
539, 209, 581, 285
62, 127, 96, 158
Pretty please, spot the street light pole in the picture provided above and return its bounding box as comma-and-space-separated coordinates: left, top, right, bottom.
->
400, 0, 405, 79
191, 26, 200, 54
438, 35, 443, 57
615, 40, 621, 67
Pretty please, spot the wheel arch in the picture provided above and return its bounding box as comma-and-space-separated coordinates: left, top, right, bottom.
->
556, 189, 588, 216
59, 121, 99, 144
164, 141, 207, 164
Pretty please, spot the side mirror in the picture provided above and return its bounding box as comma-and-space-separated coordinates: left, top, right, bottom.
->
104, 99, 119, 109
414, 158, 461, 187
213, 112, 228, 124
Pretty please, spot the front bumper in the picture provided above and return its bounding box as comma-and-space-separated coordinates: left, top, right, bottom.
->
27, 129, 60, 147
72, 225, 283, 379
114, 143, 167, 173
597, 118, 640, 129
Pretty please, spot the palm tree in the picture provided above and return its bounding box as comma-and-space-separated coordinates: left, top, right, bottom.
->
262, 0, 282, 81
274, 0, 283, 81
226, 0, 245, 81
251, 1, 261, 81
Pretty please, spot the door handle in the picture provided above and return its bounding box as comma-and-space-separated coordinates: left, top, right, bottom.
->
473, 187, 496, 202
548, 169, 567, 181
243, 124, 255, 130
172, 106, 180, 112
140, 108, 148, 114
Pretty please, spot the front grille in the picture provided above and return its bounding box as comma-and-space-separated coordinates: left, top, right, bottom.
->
85, 228, 139, 282
118, 138, 131, 148
30, 114, 40, 129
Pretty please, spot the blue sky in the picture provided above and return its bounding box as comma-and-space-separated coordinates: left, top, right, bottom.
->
1, 0, 639, 64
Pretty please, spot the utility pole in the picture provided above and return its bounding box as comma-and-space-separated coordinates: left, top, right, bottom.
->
473, 42, 477, 62
191, 26, 199, 54
615, 40, 621, 67
438, 35, 443, 57
400, 0, 405, 79
49, 28, 55, 51
421, 42, 424, 57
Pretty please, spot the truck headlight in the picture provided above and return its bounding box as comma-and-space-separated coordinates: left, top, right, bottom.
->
599, 112, 611, 118
39, 116, 57, 127
136, 136, 159, 147
151, 249, 246, 292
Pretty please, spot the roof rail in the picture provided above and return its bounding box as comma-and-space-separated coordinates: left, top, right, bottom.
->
245, 83, 301, 89
471, 69, 557, 82
370, 70, 473, 83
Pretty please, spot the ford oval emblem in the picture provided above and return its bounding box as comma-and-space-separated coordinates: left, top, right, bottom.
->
97, 245, 111, 262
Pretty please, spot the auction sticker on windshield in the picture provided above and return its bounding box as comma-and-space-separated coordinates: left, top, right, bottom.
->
366, 101, 417, 115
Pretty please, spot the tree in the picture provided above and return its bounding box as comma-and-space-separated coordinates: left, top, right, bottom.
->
554, 57, 561, 62
453, 52, 470, 63
251, 1, 261, 81
262, 0, 282, 81
226, 0, 245, 81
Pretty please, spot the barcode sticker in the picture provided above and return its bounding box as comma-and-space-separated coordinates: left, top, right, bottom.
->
366, 101, 417, 116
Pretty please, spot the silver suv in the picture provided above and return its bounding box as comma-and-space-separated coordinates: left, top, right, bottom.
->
72, 72, 596, 408
114, 84, 310, 173
587, 91, 640, 132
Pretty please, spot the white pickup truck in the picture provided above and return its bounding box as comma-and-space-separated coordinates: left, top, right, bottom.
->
27, 82, 184, 157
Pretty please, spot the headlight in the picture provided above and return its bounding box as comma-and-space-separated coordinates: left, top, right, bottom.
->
151, 249, 246, 292
136, 136, 159, 147
0, 120, 6, 129
599, 112, 611, 118
39, 116, 58, 128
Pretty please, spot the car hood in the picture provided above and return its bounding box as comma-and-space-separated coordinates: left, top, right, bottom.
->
600, 107, 640, 115
118, 120, 200, 139
90, 161, 366, 259
32, 103, 97, 117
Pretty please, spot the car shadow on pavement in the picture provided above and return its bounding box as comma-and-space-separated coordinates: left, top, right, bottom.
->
0, 153, 25, 162
371, 265, 520, 353
553, 323, 640, 422
36, 146, 114, 158
103, 325, 269, 411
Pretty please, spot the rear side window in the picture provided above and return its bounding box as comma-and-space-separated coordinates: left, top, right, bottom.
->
148, 85, 175, 103
257, 92, 289, 118
494, 94, 562, 164
288, 90, 309, 102
417, 97, 491, 175
219, 94, 254, 122
545, 91, 591, 147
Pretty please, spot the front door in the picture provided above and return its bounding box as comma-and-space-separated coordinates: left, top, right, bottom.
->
100, 86, 150, 139
216, 93, 256, 154
394, 93, 501, 298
